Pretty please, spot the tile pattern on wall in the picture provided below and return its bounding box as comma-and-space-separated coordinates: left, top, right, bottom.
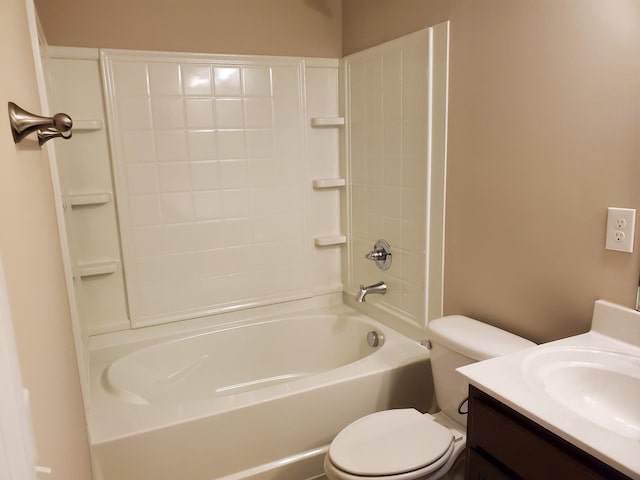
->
103, 52, 312, 327
345, 31, 430, 325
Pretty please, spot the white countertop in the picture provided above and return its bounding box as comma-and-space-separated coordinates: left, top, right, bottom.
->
458, 300, 640, 479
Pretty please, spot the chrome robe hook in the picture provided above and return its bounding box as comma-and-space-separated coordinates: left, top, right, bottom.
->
8, 102, 73, 144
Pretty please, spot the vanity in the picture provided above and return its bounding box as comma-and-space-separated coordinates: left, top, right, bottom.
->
458, 300, 640, 480
466, 386, 631, 479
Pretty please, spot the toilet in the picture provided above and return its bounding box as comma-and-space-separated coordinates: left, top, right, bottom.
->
324, 315, 535, 480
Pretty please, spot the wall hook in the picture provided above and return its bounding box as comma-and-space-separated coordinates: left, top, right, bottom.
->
8, 102, 73, 144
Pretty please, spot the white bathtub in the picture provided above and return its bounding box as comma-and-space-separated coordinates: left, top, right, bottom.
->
89, 302, 433, 480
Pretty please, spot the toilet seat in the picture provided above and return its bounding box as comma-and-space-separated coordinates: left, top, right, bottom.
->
327, 409, 455, 479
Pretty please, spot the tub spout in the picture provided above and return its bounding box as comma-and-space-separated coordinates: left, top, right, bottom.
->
355, 281, 387, 302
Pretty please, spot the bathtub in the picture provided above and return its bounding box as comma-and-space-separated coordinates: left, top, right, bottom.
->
89, 302, 433, 480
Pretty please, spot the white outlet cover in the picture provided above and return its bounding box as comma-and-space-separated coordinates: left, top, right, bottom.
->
606, 207, 636, 253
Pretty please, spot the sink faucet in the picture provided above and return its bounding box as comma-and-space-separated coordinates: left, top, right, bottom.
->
355, 281, 387, 302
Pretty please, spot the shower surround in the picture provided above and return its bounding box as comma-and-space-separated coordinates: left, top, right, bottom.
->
44, 22, 449, 480
48, 50, 343, 336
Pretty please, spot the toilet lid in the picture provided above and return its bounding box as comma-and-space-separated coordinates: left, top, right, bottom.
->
328, 409, 454, 477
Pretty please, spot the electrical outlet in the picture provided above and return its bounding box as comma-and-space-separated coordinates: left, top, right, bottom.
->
606, 207, 636, 253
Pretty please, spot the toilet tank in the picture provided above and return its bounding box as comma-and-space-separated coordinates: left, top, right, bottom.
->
426, 315, 535, 426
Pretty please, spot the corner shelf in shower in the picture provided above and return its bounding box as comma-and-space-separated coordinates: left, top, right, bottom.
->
73, 260, 119, 278
72, 119, 103, 131
310, 117, 345, 128
67, 191, 112, 207
314, 235, 347, 247
312, 178, 346, 189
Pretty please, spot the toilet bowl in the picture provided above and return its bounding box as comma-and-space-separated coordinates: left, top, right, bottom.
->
324, 409, 465, 480
324, 315, 535, 480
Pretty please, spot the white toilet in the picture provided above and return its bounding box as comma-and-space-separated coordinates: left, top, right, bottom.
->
324, 315, 535, 480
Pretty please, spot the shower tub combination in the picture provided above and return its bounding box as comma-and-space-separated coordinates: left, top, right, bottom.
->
89, 303, 433, 480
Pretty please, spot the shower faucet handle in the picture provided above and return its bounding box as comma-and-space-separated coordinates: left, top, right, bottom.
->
365, 239, 392, 271
365, 250, 388, 261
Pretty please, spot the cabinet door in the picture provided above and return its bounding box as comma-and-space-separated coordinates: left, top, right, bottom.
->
466, 449, 518, 480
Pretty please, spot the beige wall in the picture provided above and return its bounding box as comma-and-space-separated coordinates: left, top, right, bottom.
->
344, 0, 640, 343
0, 0, 92, 478
35, 0, 342, 58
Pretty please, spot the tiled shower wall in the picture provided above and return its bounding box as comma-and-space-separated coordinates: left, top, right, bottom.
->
104, 52, 309, 326
48, 49, 342, 332
344, 28, 446, 329
47, 32, 446, 335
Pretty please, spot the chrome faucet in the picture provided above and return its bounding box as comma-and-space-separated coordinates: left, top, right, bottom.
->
355, 281, 387, 303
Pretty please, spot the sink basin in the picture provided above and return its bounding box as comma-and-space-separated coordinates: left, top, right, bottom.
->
522, 346, 640, 439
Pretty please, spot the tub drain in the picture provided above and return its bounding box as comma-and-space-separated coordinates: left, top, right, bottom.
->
367, 331, 381, 347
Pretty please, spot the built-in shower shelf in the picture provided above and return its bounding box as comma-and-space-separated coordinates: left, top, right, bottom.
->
73, 119, 103, 131
74, 260, 119, 278
68, 192, 112, 207
312, 178, 346, 189
310, 117, 345, 128
314, 235, 347, 247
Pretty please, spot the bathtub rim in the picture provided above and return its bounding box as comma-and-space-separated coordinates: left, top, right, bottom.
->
89, 293, 429, 358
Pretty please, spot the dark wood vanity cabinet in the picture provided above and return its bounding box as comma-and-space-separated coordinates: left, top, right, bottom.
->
465, 385, 632, 480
